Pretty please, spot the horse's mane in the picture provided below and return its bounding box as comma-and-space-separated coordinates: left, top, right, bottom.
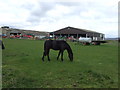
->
64, 41, 73, 54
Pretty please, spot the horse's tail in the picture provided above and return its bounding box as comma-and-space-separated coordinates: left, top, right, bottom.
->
43, 41, 47, 56
43, 40, 51, 56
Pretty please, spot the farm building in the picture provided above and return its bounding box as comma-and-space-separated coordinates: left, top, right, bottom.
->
50, 26, 105, 41
1, 27, 49, 39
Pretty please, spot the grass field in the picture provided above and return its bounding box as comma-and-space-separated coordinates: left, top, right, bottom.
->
2, 39, 118, 88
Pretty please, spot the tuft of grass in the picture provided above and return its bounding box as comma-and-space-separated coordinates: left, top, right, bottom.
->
2, 67, 39, 88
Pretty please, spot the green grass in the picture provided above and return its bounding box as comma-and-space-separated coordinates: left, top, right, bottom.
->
2, 39, 118, 88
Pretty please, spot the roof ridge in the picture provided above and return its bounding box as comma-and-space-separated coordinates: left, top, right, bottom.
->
66, 26, 101, 34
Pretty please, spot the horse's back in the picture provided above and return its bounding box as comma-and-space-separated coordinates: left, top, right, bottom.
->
44, 40, 52, 49
45, 40, 66, 45
44, 40, 67, 50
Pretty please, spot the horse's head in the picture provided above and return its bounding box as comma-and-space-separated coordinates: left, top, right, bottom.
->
69, 53, 73, 61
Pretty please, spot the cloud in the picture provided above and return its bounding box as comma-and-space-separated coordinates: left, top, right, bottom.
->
0, 0, 119, 38
27, 0, 118, 38
26, 2, 56, 23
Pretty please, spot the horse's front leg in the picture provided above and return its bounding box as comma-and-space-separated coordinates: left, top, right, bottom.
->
42, 51, 45, 61
47, 55, 50, 61
57, 50, 61, 60
61, 51, 64, 61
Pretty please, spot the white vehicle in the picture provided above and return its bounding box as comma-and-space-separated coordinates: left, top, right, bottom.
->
78, 37, 92, 43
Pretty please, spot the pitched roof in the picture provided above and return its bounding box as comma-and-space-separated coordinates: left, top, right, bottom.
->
51, 26, 103, 34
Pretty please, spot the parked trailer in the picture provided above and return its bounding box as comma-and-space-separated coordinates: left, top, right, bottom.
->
78, 37, 106, 45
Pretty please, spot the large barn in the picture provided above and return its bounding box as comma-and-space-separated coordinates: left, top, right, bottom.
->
50, 26, 105, 41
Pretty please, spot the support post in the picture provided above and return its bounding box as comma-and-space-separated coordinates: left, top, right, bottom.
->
77, 34, 78, 39
86, 34, 88, 38
68, 34, 69, 38
53, 33, 54, 37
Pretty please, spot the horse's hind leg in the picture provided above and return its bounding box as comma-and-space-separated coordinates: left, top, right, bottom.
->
42, 49, 50, 61
42, 51, 46, 61
57, 51, 61, 60
46, 49, 50, 61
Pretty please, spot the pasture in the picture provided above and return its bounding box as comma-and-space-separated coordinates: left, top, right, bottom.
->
2, 39, 118, 88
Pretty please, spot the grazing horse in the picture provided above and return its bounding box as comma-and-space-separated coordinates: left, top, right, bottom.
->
42, 40, 73, 61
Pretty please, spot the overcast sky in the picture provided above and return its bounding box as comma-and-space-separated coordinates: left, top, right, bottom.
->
0, 0, 119, 38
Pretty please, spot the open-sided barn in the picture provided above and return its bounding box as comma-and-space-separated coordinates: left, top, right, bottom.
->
50, 26, 105, 41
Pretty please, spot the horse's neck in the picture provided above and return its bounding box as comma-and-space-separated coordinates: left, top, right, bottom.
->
66, 45, 73, 54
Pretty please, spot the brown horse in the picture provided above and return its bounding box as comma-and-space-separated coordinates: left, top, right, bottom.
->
42, 40, 73, 61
